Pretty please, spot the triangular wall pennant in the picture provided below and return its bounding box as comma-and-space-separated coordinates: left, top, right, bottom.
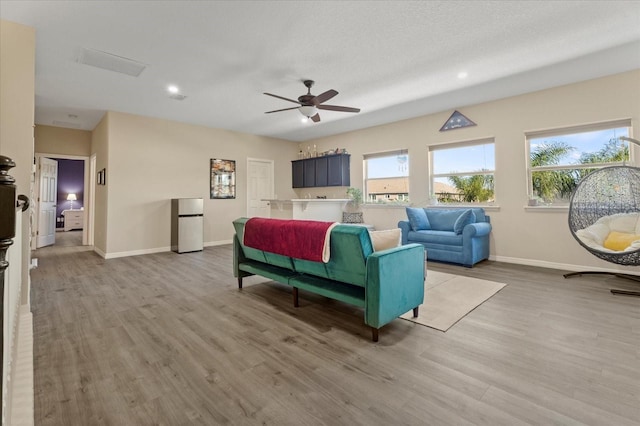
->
440, 110, 476, 131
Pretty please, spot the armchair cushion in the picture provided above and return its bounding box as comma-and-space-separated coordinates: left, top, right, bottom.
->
428, 209, 465, 231
603, 231, 640, 251
406, 207, 430, 231
408, 230, 463, 246
369, 229, 402, 251
453, 209, 475, 234
576, 213, 640, 253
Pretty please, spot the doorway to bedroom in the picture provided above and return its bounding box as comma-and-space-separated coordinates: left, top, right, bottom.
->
34, 153, 90, 249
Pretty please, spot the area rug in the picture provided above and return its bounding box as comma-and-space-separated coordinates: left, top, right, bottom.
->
400, 270, 506, 331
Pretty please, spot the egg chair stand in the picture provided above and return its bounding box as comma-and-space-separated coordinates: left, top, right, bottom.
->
564, 148, 640, 297
563, 271, 640, 296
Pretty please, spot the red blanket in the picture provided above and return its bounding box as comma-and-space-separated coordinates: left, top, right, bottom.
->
243, 218, 338, 263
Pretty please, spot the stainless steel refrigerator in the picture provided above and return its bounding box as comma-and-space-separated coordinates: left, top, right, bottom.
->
171, 198, 203, 253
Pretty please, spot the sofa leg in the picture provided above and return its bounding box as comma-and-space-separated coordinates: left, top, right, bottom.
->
413, 307, 419, 318
292, 287, 299, 307
371, 327, 379, 342
238, 277, 243, 289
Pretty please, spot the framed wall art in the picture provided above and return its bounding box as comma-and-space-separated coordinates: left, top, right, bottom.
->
210, 159, 236, 199
440, 110, 476, 131
97, 168, 106, 185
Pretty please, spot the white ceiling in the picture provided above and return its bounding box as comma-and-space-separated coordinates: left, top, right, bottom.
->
1, 1, 639, 142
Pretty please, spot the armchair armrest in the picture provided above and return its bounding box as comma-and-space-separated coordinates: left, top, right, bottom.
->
397, 220, 411, 244
364, 243, 425, 328
463, 222, 492, 238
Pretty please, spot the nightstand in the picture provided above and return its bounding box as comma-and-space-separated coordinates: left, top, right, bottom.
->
63, 209, 84, 231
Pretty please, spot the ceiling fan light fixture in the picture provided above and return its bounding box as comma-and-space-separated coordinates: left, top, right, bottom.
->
264, 80, 359, 122
299, 105, 318, 118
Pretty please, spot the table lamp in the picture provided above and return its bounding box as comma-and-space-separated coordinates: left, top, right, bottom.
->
67, 193, 77, 209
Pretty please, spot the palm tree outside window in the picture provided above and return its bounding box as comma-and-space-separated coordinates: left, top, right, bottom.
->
526, 120, 632, 206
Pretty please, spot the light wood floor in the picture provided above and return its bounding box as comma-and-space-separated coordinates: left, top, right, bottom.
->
31, 243, 639, 425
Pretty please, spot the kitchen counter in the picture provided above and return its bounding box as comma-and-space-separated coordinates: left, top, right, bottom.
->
262, 199, 350, 222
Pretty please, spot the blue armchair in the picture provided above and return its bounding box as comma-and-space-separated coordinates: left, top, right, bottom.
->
398, 207, 491, 267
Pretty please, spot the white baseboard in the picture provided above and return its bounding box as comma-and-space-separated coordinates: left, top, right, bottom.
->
490, 255, 638, 275
104, 246, 171, 259
99, 241, 232, 259
93, 246, 106, 258
204, 239, 232, 247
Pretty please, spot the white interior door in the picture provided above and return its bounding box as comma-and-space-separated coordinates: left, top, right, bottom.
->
37, 157, 58, 248
247, 159, 274, 218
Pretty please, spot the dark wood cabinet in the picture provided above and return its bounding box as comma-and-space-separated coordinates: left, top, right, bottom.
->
303, 159, 316, 187
328, 154, 350, 186
291, 154, 350, 188
292, 160, 304, 188
315, 156, 328, 187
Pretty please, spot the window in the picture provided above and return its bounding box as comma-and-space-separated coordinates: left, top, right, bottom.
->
526, 120, 631, 205
429, 138, 495, 204
364, 150, 409, 203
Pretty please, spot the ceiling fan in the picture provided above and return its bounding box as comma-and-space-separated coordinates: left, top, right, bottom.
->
264, 80, 360, 123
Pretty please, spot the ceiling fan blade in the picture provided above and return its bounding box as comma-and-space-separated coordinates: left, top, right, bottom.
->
312, 89, 338, 105
265, 107, 300, 114
318, 104, 360, 113
310, 113, 321, 123
264, 92, 301, 105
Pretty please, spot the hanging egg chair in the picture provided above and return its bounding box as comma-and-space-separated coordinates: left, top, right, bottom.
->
564, 137, 640, 296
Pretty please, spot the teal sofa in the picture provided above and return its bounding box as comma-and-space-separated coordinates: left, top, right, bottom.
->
398, 207, 491, 267
233, 218, 425, 342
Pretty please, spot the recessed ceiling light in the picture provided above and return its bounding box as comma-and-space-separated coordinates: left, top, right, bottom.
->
167, 85, 179, 94
457, 71, 468, 80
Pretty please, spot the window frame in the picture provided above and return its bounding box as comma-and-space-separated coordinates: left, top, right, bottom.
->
525, 119, 634, 206
363, 149, 410, 204
428, 137, 496, 205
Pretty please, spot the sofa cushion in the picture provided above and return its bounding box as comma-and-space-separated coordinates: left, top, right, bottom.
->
406, 207, 430, 231
426, 209, 467, 231
369, 229, 401, 251
407, 230, 463, 245
471, 208, 487, 223
453, 209, 475, 234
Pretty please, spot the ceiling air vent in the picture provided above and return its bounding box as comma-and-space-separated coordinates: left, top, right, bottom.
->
77, 47, 147, 77
169, 94, 187, 101
52, 120, 82, 129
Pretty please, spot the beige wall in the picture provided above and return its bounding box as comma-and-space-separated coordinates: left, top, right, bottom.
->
91, 114, 109, 254
35, 125, 92, 156
0, 19, 35, 296
309, 70, 640, 272
0, 19, 35, 197
102, 111, 297, 256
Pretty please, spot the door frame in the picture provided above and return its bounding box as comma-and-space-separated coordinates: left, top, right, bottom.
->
34, 152, 91, 247
35, 156, 58, 248
88, 154, 96, 246
246, 158, 274, 217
